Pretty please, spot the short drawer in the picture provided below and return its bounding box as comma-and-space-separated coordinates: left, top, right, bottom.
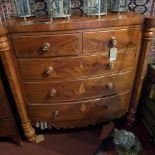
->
83, 28, 141, 54
18, 49, 136, 80
0, 118, 12, 136
29, 92, 131, 124
24, 71, 134, 103
12, 33, 81, 57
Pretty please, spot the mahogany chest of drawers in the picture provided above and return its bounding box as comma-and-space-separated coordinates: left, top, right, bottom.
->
0, 13, 154, 141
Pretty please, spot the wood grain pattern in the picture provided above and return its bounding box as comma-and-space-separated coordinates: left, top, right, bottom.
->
29, 92, 131, 128
1, 13, 153, 132
83, 28, 141, 54
12, 33, 81, 57
18, 48, 137, 80
24, 71, 134, 103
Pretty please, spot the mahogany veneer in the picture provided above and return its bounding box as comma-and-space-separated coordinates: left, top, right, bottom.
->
0, 12, 154, 142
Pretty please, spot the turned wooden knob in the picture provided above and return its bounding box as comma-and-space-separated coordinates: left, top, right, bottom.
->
52, 110, 59, 118
108, 61, 114, 69
42, 42, 50, 52
49, 88, 56, 97
103, 103, 112, 110
45, 66, 53, 75
111, 37, 117, 46
106, 82, 113, 90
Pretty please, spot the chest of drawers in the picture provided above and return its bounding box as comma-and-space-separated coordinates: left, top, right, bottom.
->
1, 13, 154, 141
11, 27, 140, 127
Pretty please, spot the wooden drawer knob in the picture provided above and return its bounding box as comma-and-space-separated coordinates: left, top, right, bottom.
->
45, 66, 54, 75
52, 110, 59, 118
106, 82, 113, 90
49, 88, 56, 97
42, 42, 50, 52
111, 37, 117, 47
108, 61, 114, 69
103, 103, 112, 110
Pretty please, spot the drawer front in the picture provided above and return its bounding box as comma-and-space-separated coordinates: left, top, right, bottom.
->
12, 33, 81, 57
29, 92, 131, 123
19, 49, 136, 80
83, 28, 141, 54
24, 71, 134, 103
0, 118, 12, 136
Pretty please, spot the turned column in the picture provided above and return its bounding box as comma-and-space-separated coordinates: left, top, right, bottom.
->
127, 17, 155, 126
0, 24, 36, 142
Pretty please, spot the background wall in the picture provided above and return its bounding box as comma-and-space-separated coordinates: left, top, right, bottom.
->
0, 0, 154, 18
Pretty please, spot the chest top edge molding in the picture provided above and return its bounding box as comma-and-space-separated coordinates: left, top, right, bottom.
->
5, 13, 145, 33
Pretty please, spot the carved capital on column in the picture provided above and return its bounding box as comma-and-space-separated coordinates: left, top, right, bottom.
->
144, 17, 155, 40
143, 29, 154, 41
0, 36, 10, 52
22, 121, 36, 142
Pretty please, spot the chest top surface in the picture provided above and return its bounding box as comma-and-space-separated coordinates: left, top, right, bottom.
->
6, 12, 144, 33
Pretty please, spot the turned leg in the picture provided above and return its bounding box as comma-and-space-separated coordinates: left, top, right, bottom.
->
0, 35, 36, 142
22, 121, 36, 142
127, 18, 155, 126
127, 108, 136, 127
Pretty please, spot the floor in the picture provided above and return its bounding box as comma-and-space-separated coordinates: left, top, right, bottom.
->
0, 120, 155, 155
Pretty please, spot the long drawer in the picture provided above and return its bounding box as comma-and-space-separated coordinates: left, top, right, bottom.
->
19, 49, 136, 80
83, 28, 141, 54
29, 92, 131, 123
12, 33, 82, 57
24, 71, 134, 103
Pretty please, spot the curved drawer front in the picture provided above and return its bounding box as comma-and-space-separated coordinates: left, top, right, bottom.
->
24, 71, 134, 103
83, 28, 141, 54
19, 49, 136, 80
29, 92, 131, 124
12, 33, 81, 57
